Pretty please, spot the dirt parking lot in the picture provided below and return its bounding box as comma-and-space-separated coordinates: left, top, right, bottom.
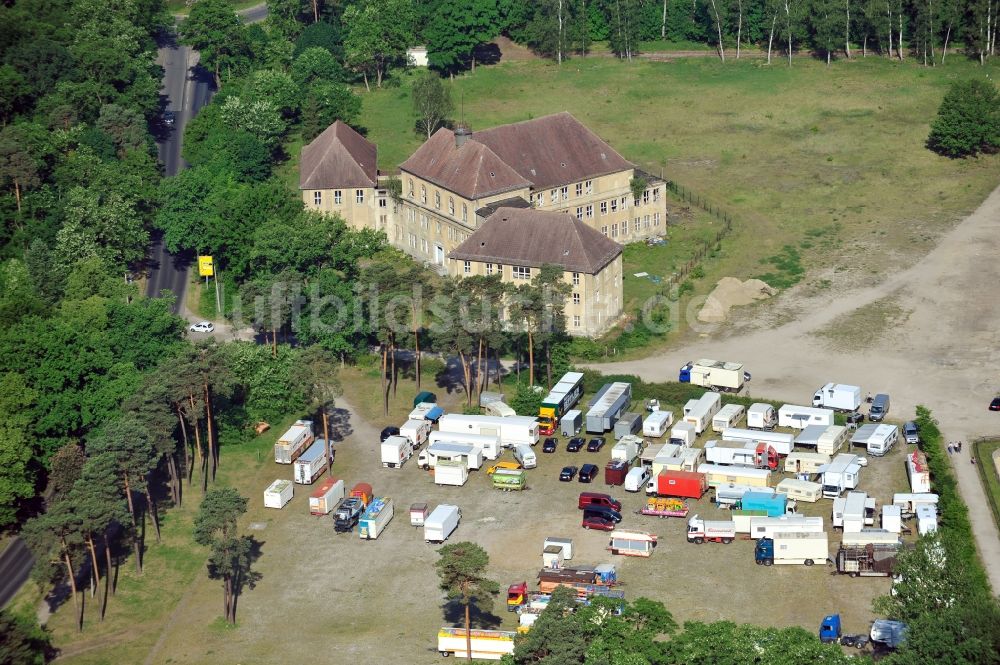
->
145, 395, 908, 664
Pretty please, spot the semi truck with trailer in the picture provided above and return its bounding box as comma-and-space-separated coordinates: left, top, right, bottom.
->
274, 420, 314, 464
358, 496, 394, 540
778, 404, 835, 430
747, 403, 777, 430
429, 431, 501, 460
686, 515, 736, 544
293, 438, 329, 484
424, 504, 461, 543
721, 428, 794, 455
813, 383, 862, 411
586, 382, 633, 433
679, 359, 749, 392
380, 435, 414, 469
538, 372, 585, 436
754, 532, 829, 566
682, 392, 722, 435
437, 413, 539, 448
712, 404, 746, 433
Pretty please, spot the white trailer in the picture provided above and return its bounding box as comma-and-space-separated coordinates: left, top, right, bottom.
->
660, 447, 705, 473
425, 504, 461, 543
643, 410, 674, 438
778, 404, 835, 430
775, 478, 823, 503
683, 392, 722, 435
851, 423, 899, 457
821, 453, 864, 498
704, 440, 765, 467
892, 493, 938, 517
586, 382, 633, 433
916, 504, 938, 535
812, 383, 862, 411
841, 529, 902, 548
380, 435, 414, 468
749, 515, 824, 539
308, 477, 345, 515
611, 435, 643, 465
429, 431, 501, 460
697, 463, 772, 488
484, 401, 516, 417
796, 424, 848, 456
712, 404, 746, 433
561, 409, 583, 436
669, 422, 697, 447
264, 479, 293, 509
293, 438, 329, 484
680, 359, 747, 392
434, 460, 469, 486
905, 450, 931, 493
358, 496, 394, 540
274, 420, 313, 464
881, 505, 903, 533
747, 403, 777, 430
650, 443, 681, 475
400, 418, 431, 448
722, 428, 794, 455
833, 491, 869, 532
758, 532, 830, 565
437, 414, 539, 447
783, 452, 831, 476
436, 627, 514, 660
420, 442, 484, 470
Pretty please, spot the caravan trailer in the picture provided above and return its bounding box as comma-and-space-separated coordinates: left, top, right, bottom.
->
722, 428, 794, 455
775, 478, 822, 503
778, 405, 835, 430
697, 463, 772, 488
683, 392, 722, 435
783, 452, 831, 476
712, 404, 746, 433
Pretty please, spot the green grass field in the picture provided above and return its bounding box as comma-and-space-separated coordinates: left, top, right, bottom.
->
973, 438, 1000, 534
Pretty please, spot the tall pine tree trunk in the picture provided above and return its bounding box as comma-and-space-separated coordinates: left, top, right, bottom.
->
381, 344, 389, 417
123, 471, 142, 574
846, 0, 852, 57
145, 481, 161, 543
62, 543, 82, 632
104, 537, 115, 596
464, 595, 472, 661
204, 383, 217, 478
87, 534, 100, 600
176, 404, 191, 485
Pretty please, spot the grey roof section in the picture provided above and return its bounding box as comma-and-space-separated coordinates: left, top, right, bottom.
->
299, 121, 377, 190
449, 207, 622, 274
474, 196, 532, 219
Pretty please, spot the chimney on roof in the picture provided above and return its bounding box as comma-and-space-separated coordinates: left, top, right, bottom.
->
454, 125, 471, 148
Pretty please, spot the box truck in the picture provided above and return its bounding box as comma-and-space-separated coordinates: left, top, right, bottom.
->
747, 403, 777, 430
755, 532, 829, 566
435, 459, 469, 486
614, 412, 643, 440
679, 359, 748, 392
712, 404, 746, 433
436, 627, 515, 660
721, 428, 794, 455
778, 404, 835, 430
400, 418, 431, 448
836, 544, 899, 577
704, 440, 779, 470
851, 424, 898, 457
274, 420, 313, 464
308, 477, 345, 515
749, 515, 824, 539
429, 431, 501, 460
492, 468, 526, 491
784, 452, 831, 476
687, 515, 736, 543
264, 479, 293, 509
813, 383, 862, 411
293, 438, 329, 484
586, 383, 632, 433
697, 463, 772, 488
418, 442, 484, 470
651, 470, 708, 499
775, 478, 822, 503
821, 454, 864, 498
608, 531, 658, 557
643, 410, 673, 437
380, 435, 413, 469
669, 422, 697, 447
905, 450, 931, 493
425, 504, 461, 543
611, 435, 643, 465
538, 371, 585, 435
358, 496, 394, 540
437, 414, 539, 447
683, 392, 722, 435
561, 410, 583, 436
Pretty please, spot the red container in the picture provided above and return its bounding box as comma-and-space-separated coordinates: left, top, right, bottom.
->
654, 471, 707, 499
604, 461, 628, 486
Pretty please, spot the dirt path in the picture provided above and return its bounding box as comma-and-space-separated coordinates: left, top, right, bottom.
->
586, 182, 1000, 592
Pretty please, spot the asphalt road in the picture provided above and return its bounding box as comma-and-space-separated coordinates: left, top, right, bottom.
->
0, 538, 34, 609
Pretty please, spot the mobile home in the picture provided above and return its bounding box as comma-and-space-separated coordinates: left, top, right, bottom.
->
821, 453, 864, 498
429, 431, 501, 460
643, 410, 674, 438
832, 491, 870, 533
722, 428, 794, 455
697, 463, 772, 489
659, 447, 705, 474
905, 450, 931, 494
712, 404, 746, 433
841, 529, 902, 548
796, 424, 848, 456
683, 392, 722, 435
749, 515, 825, 539
783, 452, 831, 476
747, 403, 777, 430
778, 404, 835, 430
669, 422, 697, 447
775, 478, 823, 503
851, 424, 899, 457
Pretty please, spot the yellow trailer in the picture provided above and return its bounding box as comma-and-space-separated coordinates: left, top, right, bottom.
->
696, 463, 772, 488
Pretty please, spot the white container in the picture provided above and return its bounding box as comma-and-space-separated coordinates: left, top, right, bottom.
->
624, 467, 651, 492
747, 403, 776, 430
274, 420, 313, 464
400, 418, 431, 448
643, 410, 674, 437
429, 431, 501, 460
778, 404, 835, 430
425, 504, 461, 543
308, 477, 345, 515
669, 422, 697, 447
712, 404, 746, 433
749, 515, 824, 539
293, 439, 329, 484
561, 410, 583, 437
358, 496, 394, 540
381, 435, 414, 468
916, 504, 938, 535
812, 383, 862, 411
264, 479, 293, 509
543, 537, 573, 560
905, 450, 931, 493
722, 428, 794, 455
513, 444, 537, 469
434, 460, 469, 486
775, 478, 822, 503
437, 414, 539, 447
682, 392, 722, 435
881, 505, 902, 533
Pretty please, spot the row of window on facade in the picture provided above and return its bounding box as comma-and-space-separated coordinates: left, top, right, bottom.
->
408, 181, 469, 222
312, 190, 389, 207
600, 213, 661, 237
404, 209, 470, 243
529, 183, 660, 210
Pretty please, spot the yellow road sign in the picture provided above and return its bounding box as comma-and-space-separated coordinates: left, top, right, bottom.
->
198, 255, 214, 277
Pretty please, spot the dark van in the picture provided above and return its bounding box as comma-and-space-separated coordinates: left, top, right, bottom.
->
583, 505, 623, 523
869, 394, 890, 422
578, 492, 622, 511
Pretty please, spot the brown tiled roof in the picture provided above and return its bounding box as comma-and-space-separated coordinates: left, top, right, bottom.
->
472, 112, 633, 189
400, 129, 531, 200
449, 207, 622, 274
299, 121, 377, 190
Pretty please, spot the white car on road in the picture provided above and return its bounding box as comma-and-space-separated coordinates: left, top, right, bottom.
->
189, 321, 215, 333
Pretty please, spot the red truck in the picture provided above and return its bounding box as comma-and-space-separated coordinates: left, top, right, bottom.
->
651, 470, 707, 499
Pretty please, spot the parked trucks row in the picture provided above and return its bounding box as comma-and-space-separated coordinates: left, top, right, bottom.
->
293, 438, 328, 484
274, 420, 314, 464
538, 372, 585, 436
586, 382, 633, 433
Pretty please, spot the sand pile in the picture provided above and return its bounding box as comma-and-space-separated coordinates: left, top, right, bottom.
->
697, 277, 777, 323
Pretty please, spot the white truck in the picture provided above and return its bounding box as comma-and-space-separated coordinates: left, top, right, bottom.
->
683, 392, 722, 435
611, 435, 643, 465
747, 403, 777, 430
643, 410, 673, 437
851, 424, 899, 457
669, 422, 697, 447
380, 435, 414, 468
722, 428, 794, 455
400, 418, 431, 448
293, 438, 329, 484
749, 515, 824, 539
777, 404, 834, 430
418, 442, 484, 470
905, 450, 931, 493
436, 627, 514, 660
686, 515, 736, 543
712, 404, 746, 433
429, 431, 501, 460
437, 413, 539, 447
434, 459, 469, 486
425, 504, 461, 543
274, 420, 313, 464
812, 383, 862, 411
755, 532, 829, 566
679, 359, 748, 392
358, 496, 394, 540
820, 453, 864, 498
